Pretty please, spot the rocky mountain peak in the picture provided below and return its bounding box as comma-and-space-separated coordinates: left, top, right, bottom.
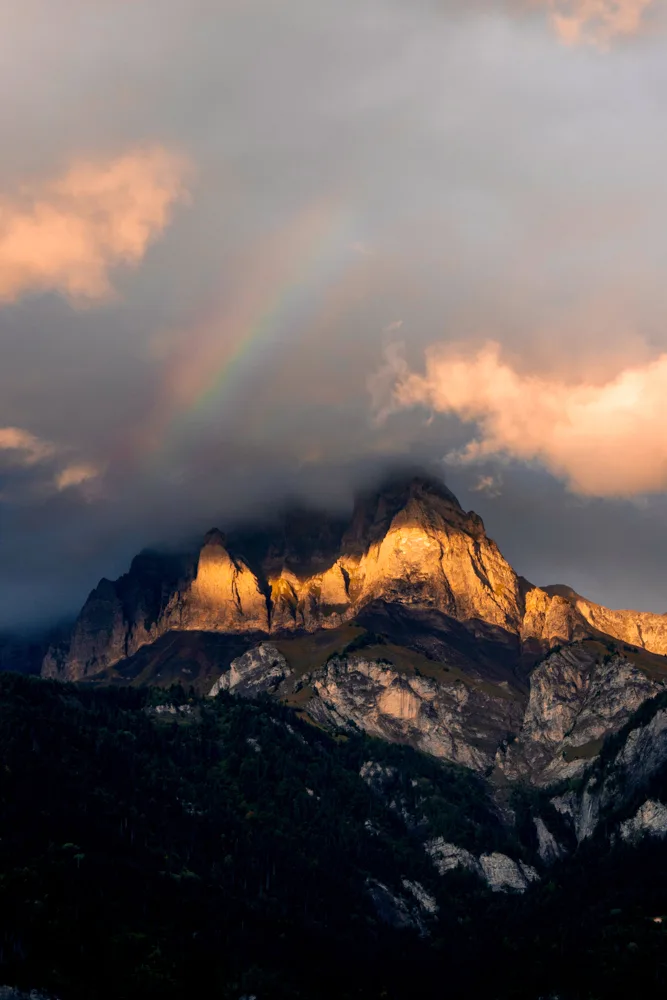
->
40, 469, 667, 687
342, 472, 468, 558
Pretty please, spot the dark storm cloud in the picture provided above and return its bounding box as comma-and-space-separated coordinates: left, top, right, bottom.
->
2, 0, 667, 626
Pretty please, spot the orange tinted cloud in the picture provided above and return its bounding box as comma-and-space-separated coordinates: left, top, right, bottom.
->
541, 0, 654, 45
0, 427, 55, 464
0, 426, 102, 494
0, 146, 189, 304
55, 462, 101, 491
388, 342, 667, 497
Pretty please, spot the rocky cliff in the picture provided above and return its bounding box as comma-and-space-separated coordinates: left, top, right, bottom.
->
544, 584, 667, 656
42, 475, 591, 682
41, 471, 667, 794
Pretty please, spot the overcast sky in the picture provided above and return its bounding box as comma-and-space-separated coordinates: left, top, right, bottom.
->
2, 0, 667, 627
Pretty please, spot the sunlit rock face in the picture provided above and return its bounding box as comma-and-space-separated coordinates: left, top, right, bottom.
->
339, 478, 523, 631
498, 647, 663, 785
183, 530, 269, 633
45, 475, 533, 681
543, 585, 667, 657
521, 588, 589, 649
39, 472, 667, 689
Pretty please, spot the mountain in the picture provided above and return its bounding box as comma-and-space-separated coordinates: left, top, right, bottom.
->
40, 472, 667, 785
41, 474, 575, 681
5, 473, 667, 998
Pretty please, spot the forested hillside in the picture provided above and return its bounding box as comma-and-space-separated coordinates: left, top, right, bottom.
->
0, 674, 666, 999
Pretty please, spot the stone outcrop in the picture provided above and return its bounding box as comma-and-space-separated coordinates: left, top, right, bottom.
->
183, 531, 269, 633
425, 838, 538, 893
307, 654, 521, 771
426, 838, 481, 876
534, 817, 564, 863
498, 646, 663, 785
545, 698, 667, 846
520, 588, 589, 649
365, 879, 429, 935
620, 800, 667, 842
544, 586, 667, 657
208, 643, 290, 698
479, 853, 539, 893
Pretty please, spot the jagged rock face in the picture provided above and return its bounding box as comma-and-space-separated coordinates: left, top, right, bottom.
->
43, 475, 539, 682
521, 589, 589, 649
184, 531, 269, 632
365, 879, 428, 935
576, 599, 667, 655
550, 787, 601, 843
614, 708, 667, 786
401, 879, 438, 915
208, 643, 290, 698
620, 800, 667, 842
339, 481, 523, 631
40, 472, 667, 713
534, 817, 564, 863
424, 838, 538, 893
547, 700, 667, 845
478, 854, 539, 893
498, 646, 663, 785
42, 578, 127, 680
426, 839, 480, 876
308, 655, 521, 771
545, 586, 667, 657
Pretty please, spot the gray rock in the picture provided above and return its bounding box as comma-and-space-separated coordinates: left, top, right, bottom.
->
478, 853, 539, 893
425, 838, 482, 877
620, 800, 667, 842
551, 786, 601, 843
310, 656, 520, 771
534, 817, 564, 863
499, 647, 662, 785
209, 643, 291, 698
401, 878, 438, 915
365, 879, 426, 935
425, 839, 538, 894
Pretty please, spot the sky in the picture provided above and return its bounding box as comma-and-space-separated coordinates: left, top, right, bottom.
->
3, 0, 667, 628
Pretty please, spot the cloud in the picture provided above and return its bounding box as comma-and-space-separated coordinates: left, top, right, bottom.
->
0, 427, 101, 497
541, 0, 655, 46
472, 474, 503, 498
387, 341, 667, 497
0, 146, 190, 304
55, 463, 101, 492
0, 427, 55, 464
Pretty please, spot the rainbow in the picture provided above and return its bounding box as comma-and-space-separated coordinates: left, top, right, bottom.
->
115, 197, 360, 468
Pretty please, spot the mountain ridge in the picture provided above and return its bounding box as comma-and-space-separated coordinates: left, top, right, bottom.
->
42, 473, 667, 685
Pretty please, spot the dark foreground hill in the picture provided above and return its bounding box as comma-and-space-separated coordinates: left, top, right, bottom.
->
1, 673, 667, 1000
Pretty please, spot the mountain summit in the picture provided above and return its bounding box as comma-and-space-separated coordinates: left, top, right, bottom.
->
43, 473, 667, 684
